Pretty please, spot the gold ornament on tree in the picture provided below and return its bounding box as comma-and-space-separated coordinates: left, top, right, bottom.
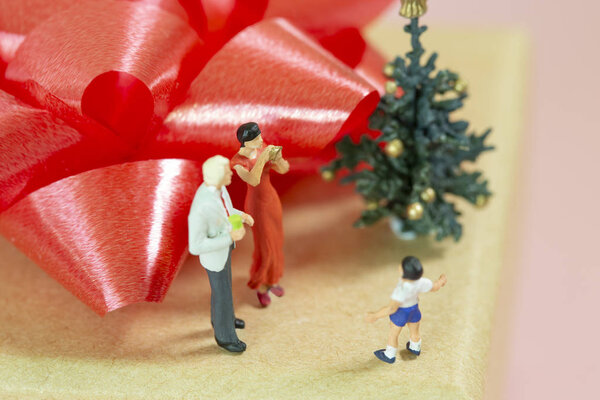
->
399, 0, 428, 19
453, 78, 468, 94
383, 63, 395, 77
420, 187, 436, 203
385, 81, 398, 95
406, 202, 424, 220
366, 200, 378, 211
321, 170, 335, 182
475, 194, 489, 208
384, 139, 404, 157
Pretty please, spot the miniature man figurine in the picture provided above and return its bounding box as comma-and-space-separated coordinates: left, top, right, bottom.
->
366, 256, 447, 363
188, 155, 254, 353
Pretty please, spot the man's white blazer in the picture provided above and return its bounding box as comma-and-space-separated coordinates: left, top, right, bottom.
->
188, 183, 242, 271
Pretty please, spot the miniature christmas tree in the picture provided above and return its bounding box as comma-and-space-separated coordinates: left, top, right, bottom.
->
322, 4, 493, 241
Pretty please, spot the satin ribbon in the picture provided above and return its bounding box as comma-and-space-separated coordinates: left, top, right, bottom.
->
0, 0, 392, 315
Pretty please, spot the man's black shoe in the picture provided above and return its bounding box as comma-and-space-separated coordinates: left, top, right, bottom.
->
234, 318, 245, 329
216, 339, 246, 353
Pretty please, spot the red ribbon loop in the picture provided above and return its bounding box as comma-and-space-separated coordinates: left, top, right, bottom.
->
0, 159, 202, 315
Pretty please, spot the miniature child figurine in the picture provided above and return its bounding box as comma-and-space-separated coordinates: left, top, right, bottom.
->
366, 256, 447, 363
188, 155, 254, 353
231, 122, 290, 307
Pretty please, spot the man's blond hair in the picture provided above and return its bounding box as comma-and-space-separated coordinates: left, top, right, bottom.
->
202, 155, 229, 186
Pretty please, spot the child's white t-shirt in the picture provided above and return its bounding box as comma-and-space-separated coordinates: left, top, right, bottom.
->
391, 278, 433, 307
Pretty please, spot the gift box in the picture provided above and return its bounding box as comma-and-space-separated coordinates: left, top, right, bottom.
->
0, 22, 529, 400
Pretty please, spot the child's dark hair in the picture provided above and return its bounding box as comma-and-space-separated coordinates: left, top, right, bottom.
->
401, 256, 423, 280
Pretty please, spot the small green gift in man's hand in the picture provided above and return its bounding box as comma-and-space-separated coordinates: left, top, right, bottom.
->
229, 214, 244, 230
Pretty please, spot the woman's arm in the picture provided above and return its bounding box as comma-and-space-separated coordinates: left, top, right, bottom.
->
271, 147, 289, 174
272, 157, 290, 174
233, 146, 274, 186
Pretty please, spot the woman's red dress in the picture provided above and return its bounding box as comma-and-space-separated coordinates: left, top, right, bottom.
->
231, 146, 284, 289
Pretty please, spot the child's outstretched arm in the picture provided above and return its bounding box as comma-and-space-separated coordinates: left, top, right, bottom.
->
430, 274, 447, 292
366, 300, 401, 323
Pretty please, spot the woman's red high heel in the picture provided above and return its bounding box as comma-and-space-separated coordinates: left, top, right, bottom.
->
269, 285, 285, 297
257, 291, 271, 307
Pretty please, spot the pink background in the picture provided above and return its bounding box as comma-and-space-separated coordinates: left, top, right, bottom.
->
382, 1, 600, 399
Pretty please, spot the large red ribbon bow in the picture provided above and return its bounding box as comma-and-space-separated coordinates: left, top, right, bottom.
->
0, 0, 392, 315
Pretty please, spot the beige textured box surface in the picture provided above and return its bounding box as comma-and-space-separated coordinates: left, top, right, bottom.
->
0, 25, 528, 399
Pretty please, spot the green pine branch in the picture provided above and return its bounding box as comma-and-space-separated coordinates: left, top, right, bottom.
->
322, 17, 494, 242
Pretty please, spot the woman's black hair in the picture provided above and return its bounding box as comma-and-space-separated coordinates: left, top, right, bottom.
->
236, 122, 261, 147
401, 256, 423, 280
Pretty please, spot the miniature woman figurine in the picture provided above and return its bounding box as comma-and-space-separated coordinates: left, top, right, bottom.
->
366, 256, 447, 363
231, 122, 290, 307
